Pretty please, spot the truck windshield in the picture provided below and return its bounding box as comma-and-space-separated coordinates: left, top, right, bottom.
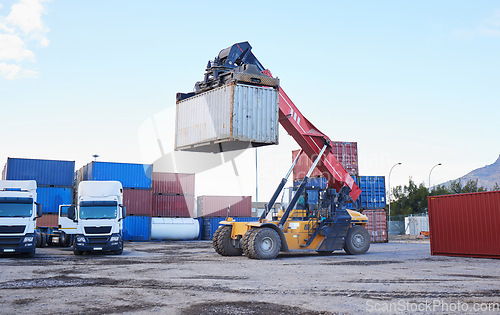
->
79, 205, 117, 219
0, 202, 33, 217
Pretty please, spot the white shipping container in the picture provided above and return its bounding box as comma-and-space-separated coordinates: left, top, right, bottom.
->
175, 83, 279, 153
405, 215, 429, 235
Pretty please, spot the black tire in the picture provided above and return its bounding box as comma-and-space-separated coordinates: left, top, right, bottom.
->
40, 233, 47, 248
248, 227, 281, 260
317, 251, 334, 255
24, 250, 35, 258
35, 232, 42, 248
113, 241, 124, 255
344, 225, 370, 255
241, 228, 258, 257
212, 225, 242, 256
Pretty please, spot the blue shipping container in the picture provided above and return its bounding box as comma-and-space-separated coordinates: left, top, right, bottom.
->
202, 217, 258, 240
123, 216, 151, 241
4, 158, 75, 187
37, 186, 73, 214
81, 161, 153, 189
359, 176, 386, 209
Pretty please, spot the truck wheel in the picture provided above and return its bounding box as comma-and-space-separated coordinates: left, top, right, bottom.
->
241, 228, 258, 257
344, 225, 370, 255
24, 250, 35, 258
40, 233, 47, 248
213, 225, 242, 256
113, 241, 124, 255
248, 227, 281, 260
35, 232, 42, 248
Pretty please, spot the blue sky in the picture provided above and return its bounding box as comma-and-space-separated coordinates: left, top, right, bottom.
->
1, 1, 499, 200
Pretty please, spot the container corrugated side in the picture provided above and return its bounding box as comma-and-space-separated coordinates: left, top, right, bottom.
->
4, 157, 75, 187
292, 143, 358, 181
36, 214, 59, 228
81, 161, 153, 189
152, 194, 195, 217
175, 83, 279, 153
198, 195, 252, 217
37, 186, 73, 214
122, 216, 151, 241
152, 172, 195, 195
359, 176, 386, 209
202, 217, 258, 240
362, 209, 388, 243
428, 191, 500, 259
123, 189, 152, 216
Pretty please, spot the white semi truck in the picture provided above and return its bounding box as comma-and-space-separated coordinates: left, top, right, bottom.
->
0, 180, 43, 257
68, 181, 126, 255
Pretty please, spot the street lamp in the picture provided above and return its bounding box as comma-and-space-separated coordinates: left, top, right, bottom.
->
388, 162, 402, 234
429, 163, 442, 193
92, 154, 99, 162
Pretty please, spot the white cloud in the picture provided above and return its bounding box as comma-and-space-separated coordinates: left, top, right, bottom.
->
0, 33, 35, 61
0, 62, 38, 80
0, 0, 49, 80
455, 10, 500, 39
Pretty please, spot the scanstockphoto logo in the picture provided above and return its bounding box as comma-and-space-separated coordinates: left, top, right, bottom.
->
366, 299, 500, 313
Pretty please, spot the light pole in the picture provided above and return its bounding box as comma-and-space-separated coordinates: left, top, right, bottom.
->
388, 162, 402, 235
429, 163, 442, 193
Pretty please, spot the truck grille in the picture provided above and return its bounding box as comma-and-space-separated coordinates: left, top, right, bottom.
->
0, 236, 22, 249
0, 225, 26, 234
87, 236, 109, 245
84, 226, 112, 234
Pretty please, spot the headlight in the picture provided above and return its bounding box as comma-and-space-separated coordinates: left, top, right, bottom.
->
109, 235, 120, 242
23, 236, 34, 243
76, 235, 87, 243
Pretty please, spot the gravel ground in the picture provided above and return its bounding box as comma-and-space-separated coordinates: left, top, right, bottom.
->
0, 241, 499, 314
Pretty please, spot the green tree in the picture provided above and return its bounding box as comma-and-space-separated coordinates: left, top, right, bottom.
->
389, 179, 429, 217
493, 182, 500, 191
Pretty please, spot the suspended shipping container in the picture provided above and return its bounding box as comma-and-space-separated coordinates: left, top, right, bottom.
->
359, 176, 386, 209
292, 143, 358, 181
175, 82, 279, 153
152, 194, 195, 217
362, 209, 388, 243
198, 195, 252, 217
36, 214, 59, 228
151, 217, 200, 240
428, 191, 500, 259
202, 217, 258, 240
3, 157, 75, 187
78, 161, 152, 189
37, 186, 73, 214
152, 172, 195, 195
122, 216, 151, 241
123, 189, 152, 216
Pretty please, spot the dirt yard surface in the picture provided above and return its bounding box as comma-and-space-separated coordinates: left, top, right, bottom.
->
1, 241, 499, 314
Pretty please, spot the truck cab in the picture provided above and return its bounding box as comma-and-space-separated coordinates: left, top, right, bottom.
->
68, 181, 126, 255
0, 180, 42, 257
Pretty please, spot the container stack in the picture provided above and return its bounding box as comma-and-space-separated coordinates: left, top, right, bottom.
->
3, 158, 75, 228
76, 161, 154, 241
362, 209, 388, 243
152, 172, 195, 217
198, 195, 253, 240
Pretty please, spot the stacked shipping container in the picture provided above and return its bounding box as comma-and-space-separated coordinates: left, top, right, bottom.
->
152, 172, 195, 217
3, 158, 75, 219
198, 195, 252, 217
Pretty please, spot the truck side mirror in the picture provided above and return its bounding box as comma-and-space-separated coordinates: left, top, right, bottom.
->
121, 206, 126, 219
67, 206, 77, 222
35, 202, 43, 218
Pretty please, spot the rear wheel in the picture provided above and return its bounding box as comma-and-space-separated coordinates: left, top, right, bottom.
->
344, 225, 370, 255
40, 233, 47, 248
241, 228, 258, 257
213, 225, 242, 256
248, 228, 281, 260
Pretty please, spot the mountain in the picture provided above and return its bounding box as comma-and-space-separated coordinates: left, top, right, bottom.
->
439, 155, 500, 190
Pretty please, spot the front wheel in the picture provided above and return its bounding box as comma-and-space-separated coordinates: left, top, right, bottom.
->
213, 225, 243, 256
344, 225, 370, 255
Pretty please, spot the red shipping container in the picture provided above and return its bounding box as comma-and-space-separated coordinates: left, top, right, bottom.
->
428, 191, 500, 259
362, 209, 388, 243
123, 189, 153, 216
36, 214, 59, 228
152, 194, 195, 217
292, 142, 358, 181
198, 195, 252, 217
152, 172, 195, 195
